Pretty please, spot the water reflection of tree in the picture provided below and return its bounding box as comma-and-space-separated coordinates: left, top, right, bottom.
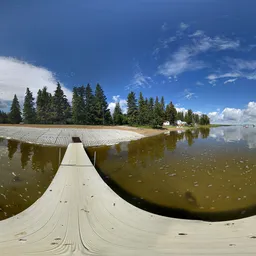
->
199, 128, 210, 139
127, 135, 165, 166
185, 130, 194, 146
31, 145, 61, 172
7, 140, 19, 160
20, 142, 33, 169
193, 129, 200, 139
165, 132, 178, 151
115, 144, 121, 154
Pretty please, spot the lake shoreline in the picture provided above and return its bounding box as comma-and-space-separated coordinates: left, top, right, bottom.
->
0, 124, 228, 147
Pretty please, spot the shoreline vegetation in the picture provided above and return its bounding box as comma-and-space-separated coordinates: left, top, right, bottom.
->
0, 83, 211, 129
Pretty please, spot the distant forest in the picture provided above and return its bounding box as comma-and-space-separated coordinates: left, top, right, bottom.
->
0, 83, 210, 127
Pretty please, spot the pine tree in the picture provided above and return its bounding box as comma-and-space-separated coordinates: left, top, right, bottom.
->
152, 96, 164, 128
52, 82, 71, 124
127, 91, 138, 126
0, 111, 9, 124
71, 86, 86, 124
193, 113, 200, 124
94, 84, 111, 125
113, 102, 123, 125
84, 84, 95, 124
169, 102, 177, 125
36, 87, 53, 124
138, 92, 146, 125
148, 97, 154, 123
165, 105, 171, 121
23, 88, 36, 124
177, 111, 184, 121
199, 114, 210, 125
144, 98, 150, 125
185, 109, 193, 125
160, 96, 165, 114
9, 94, 22, 124
72, 87, 79, 124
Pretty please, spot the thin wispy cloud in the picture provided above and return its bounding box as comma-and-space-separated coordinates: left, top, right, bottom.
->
189, 30, 204, 37
206, 58, 256, 84
127, 63, 153, 90
207, 73, 240, 80
184, 89, 196, 100
159, 36, 177, 48
158, 30, 240, 78
180, 22, 189, 31
224, 78, 237, 84
152, 47, 160, 60
161, 22, 168, 31
247, 44, 256, 51
152, 22, 187, 58
196, 81, 204, 86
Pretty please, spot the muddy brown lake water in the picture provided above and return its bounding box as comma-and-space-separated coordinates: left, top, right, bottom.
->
0, 138, 66, 220
1, 126, 256, 221
87, 126, 256, 221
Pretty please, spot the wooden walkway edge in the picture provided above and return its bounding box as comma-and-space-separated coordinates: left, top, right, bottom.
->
0, 143, 256, 255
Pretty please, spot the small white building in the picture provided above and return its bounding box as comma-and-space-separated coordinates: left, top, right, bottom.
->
163, 121, 170, 126
176, 120, 187, 126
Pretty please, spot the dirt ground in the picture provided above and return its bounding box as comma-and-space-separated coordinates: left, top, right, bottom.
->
0, 124, 179, 137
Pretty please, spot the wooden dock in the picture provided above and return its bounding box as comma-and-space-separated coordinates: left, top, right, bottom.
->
0, 143, 256, 255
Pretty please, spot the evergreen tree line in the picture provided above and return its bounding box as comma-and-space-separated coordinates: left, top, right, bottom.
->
1, 84, 210, 127
113, 91, 210, 127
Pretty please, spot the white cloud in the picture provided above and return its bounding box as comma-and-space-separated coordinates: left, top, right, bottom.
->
158, 31, 240, 78
184, 89, 196, 100
0, 100, 8, 109
127, 63, 153, 90
247, 44, 256, 51
212, 36, 240, 50
176, 107, 188, 113
208, 102, 256, 124
207, 73, 240, 80
208, 80, 217, 86
227, 58, 256, 71
222, 108, 243, 121
161, 22, 168, 31
0, 57, 72, 109
108, 95, 127, 115
224, 78, 237, 84
194, 111, 202, 115
158, 46, 206, 77
189, 30, 204, 37
180, 22, 189, 30
159, 36, 177, 48
208, 111, 222, 123
207, 58, 256, 84
196, 81, 204, 86
152, 47, 160, 59
243, 102, 256, 120
210, 127, 256, 149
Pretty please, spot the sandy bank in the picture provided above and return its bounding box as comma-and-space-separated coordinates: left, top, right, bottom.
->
0, 125, 145, 147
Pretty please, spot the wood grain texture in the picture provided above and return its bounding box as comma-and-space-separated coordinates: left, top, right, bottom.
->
0, 143, 256, 255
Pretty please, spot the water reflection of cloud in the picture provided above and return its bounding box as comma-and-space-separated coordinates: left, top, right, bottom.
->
210, 127, 256, 149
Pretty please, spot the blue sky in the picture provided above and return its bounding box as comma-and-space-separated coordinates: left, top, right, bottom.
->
0, 0, 256, 123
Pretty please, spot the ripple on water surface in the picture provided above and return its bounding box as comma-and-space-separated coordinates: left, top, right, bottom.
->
87, 127, 256, 221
